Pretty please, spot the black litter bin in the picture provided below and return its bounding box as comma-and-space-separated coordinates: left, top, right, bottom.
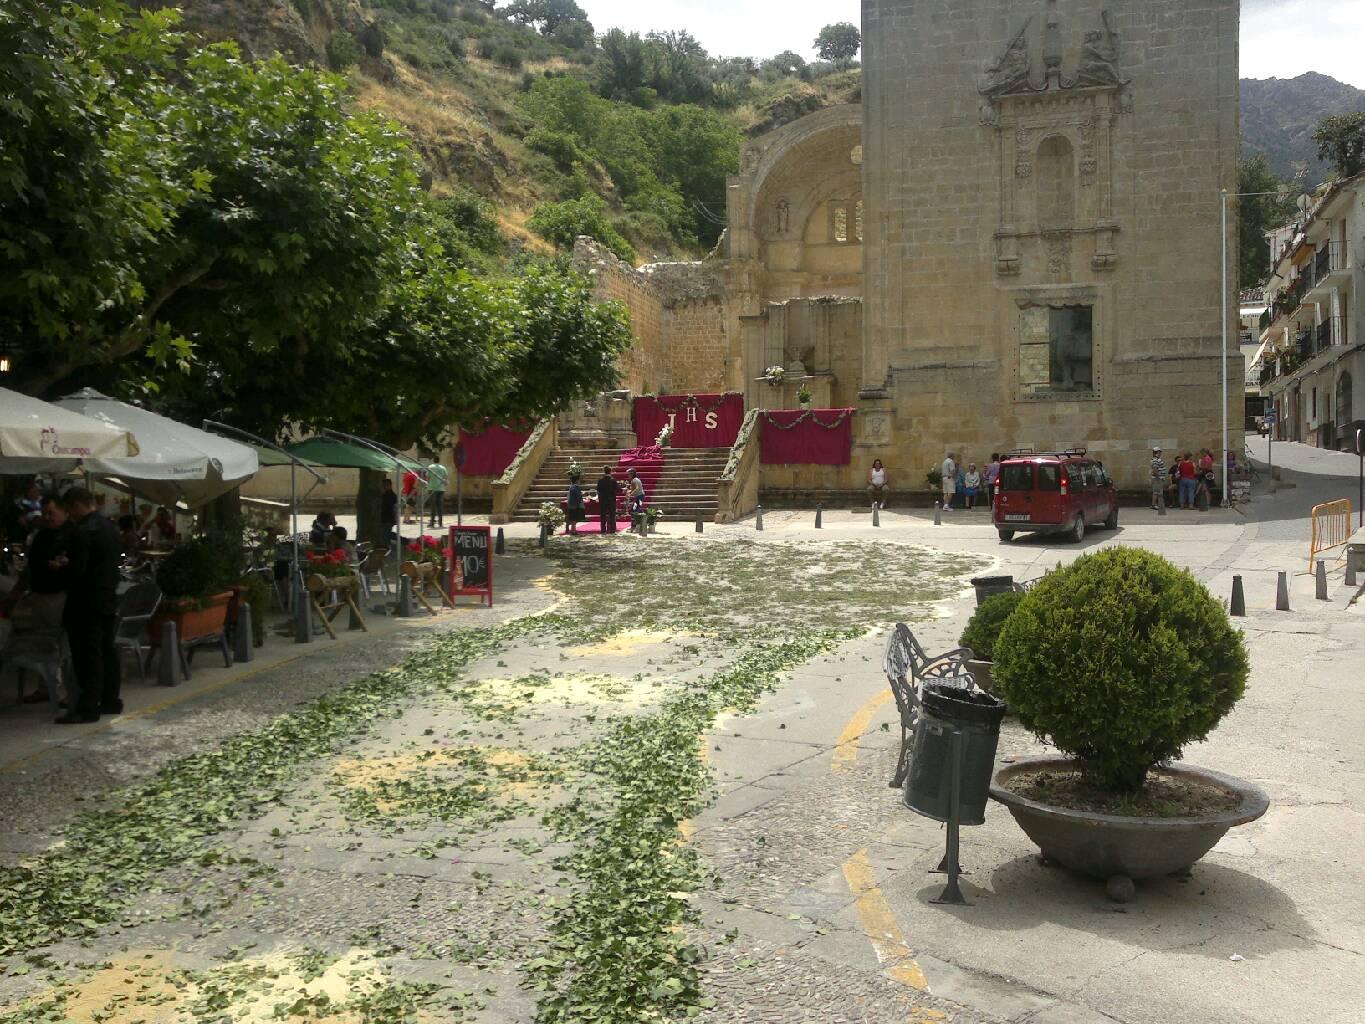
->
970, 576, 1015, 606
904, 683, 1007, 826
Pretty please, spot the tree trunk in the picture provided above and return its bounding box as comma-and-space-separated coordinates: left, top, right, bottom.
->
199, 486, 245, 573
356, 468, 384, 546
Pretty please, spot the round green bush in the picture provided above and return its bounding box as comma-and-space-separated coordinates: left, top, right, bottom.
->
959, 590, 1024, 662
993, 548, 1248, 793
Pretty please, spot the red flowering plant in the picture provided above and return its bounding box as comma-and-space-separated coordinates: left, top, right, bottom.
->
305, 547, 353, 579
404, 535, 445, 567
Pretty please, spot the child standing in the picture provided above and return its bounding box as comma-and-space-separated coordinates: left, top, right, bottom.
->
566, 479, 585, 535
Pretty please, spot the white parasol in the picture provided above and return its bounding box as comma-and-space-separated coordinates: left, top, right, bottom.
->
0, 386, 140, 474
54, 389, 258, 507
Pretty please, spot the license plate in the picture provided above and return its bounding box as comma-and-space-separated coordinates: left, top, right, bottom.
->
1005, 514, 1030, 522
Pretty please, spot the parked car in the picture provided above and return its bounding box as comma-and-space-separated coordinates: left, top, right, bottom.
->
993, 449, 1119, 543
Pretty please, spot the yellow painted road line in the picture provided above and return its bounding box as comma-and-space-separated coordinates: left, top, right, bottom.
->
832, 689, 892, 772
841, 848, 929, 991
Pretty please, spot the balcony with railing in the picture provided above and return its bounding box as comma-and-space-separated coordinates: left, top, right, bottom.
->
1307, 240, 1350, 292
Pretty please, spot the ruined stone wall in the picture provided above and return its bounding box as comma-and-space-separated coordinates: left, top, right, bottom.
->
574, 237, 669, 395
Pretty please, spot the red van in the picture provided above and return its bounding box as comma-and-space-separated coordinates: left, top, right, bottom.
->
993, 449, 1119, 543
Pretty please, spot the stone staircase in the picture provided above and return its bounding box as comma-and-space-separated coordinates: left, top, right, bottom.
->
511, 446, 730, 523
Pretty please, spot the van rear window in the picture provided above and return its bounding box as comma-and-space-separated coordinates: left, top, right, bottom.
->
1038, 465, 1061, 491
1000, 464, 1034, 491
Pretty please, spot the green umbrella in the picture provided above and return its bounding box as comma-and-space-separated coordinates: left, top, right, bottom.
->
283, 437, 424, 474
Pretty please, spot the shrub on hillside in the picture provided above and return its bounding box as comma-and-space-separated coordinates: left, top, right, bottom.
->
326, 29, 362, 70
493, 43, 523, 69
959, 590, 1024, 662
993, 548, 1249, 793
528, 195, 635, 263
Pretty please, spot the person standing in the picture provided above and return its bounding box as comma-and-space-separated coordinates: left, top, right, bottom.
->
1, 494, 73, 703
940, 452, 957, 512
425, 454, 448, 528
566, 478, 585, 535
1177, 452, 1198, 510
55, 488, 122, 724
595, 466, 619, 534
868, 459, 889, 509
985, 454, 1002, 509
401, 469, 418, 524
1149, 447, 1166, 511
380, 477, 398, 545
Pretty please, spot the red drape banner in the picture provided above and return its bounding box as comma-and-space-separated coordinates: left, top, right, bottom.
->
618, 446, 665, 500
759, 409, 855, 466
456, 424, 532, 477
632, 393, 745, 449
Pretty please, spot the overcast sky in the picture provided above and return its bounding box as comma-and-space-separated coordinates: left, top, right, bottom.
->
570, 0, 1365, 89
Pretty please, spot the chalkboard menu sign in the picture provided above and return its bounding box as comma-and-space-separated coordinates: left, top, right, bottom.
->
448, 525, 493, 606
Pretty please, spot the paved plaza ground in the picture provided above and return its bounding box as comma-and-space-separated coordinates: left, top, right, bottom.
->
0, 442, 1361, 1023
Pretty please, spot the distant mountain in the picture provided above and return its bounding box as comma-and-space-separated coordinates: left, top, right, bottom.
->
1241, 73, 1365, 187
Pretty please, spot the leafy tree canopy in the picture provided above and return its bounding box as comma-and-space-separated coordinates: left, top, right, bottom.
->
1313, 111, 1365, 179
814, 22, 861, 65
504, 0, 592, 38
1236, 155, 1297, 290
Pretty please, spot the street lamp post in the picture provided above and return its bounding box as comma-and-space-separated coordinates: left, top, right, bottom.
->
1220, 188, 1294, 508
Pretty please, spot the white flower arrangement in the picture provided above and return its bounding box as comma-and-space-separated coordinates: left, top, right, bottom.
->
655, 423, 674, 448
764, 365, 786, 387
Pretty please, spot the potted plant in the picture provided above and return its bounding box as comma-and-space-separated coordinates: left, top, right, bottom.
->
988, 548, 1267, 897
644, 506, 664, 534
538, 501, 566, 535
654, 423, 673, 449
958, 589, 1024, 694
796, 384, 812, 408
926, 467, 943, 492
150, 538, 236, 646
568, 459, 584, 483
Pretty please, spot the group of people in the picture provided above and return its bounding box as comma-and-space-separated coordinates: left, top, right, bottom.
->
938, 453, 1003, 511
564, 467, 646, 535
377, 454, 450, 545
2, 486, 126, 724
1149, 447, 1219, 511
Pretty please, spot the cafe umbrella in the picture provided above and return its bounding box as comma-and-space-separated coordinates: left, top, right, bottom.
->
53, 389, 258, 507
0, 386, 140, 474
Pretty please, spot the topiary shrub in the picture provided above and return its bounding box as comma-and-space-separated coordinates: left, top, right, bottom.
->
960, 590, 1024, 662
993, 548, 1248, 793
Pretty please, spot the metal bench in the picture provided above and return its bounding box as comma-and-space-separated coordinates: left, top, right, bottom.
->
883, 624, 976, 789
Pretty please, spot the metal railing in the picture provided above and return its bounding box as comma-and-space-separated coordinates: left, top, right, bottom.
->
1310, 240, 1349, 287
1309, 498, 1353, 570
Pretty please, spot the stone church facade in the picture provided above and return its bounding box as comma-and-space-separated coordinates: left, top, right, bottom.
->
578, 0, 1241, 493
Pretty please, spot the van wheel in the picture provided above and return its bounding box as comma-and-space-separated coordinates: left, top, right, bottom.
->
1071, 515, 1086, 543
1105, 505, 1119, 530
998, 529, 1014, 542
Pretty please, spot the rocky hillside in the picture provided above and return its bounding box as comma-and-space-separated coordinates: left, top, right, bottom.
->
1241, 72, 1365, 186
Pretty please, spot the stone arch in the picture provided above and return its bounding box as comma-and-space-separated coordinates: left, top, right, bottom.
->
1036, 134, 1076, 230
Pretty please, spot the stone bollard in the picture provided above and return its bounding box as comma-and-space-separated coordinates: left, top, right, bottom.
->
1230, 576, 1246, 617
695, 515, 704, 534
293, 574, 312, 644
1275, 571, 1291, 612
1158, 498, 1167, 518
934, 500, 942, 526
233, 602, 255, 663
755, 506, 764, 531
1348, 560, 1359, 588
1316, 560, 1329, 601
157, 621, 183, 686
495, 528, 506, 555
872, 505, 880, 528
396, 575, 415, 617
815, 506, 823, 529
538, 524, 547, 549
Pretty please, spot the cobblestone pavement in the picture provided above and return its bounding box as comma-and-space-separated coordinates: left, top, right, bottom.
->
1, 514, 1360, 1024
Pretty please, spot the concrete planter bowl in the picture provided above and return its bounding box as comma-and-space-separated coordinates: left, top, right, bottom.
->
965, 658, 995, 694
989, 757, 1269, 887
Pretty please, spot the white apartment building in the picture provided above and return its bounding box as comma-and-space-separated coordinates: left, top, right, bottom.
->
1254, 173, 1364, 451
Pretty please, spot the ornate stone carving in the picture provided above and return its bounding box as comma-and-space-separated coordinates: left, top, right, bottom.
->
1076, 12, 1124, 89
774, 199, 790, 235
1044, 231, 1072, 281
978, 18, 1034, 123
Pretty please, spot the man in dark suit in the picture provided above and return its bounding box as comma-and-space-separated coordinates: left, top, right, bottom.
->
56, 488, 124, 724
595, 466, 619, 534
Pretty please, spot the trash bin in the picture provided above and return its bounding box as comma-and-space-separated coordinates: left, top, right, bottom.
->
904, 683, 1007, 826
970, 576, 1015, 606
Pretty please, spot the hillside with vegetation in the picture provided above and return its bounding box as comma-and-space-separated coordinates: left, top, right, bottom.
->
136, 0, 861, 263
1241, 72, 1365, 187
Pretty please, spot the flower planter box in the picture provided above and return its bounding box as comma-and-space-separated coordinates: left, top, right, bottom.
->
149, 591, 233, 646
